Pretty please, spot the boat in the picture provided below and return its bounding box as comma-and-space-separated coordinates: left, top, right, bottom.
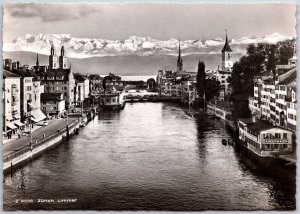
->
222, 139, 227, 146
99, 91, 126, 111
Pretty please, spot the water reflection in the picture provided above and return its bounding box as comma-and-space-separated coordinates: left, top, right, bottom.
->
3, 102, 296, 210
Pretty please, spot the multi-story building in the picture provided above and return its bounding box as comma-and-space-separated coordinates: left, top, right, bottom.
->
8, 62, 46, 126
35, 46, 76, 111
88, 74, 103, 92
3, 69, 23, 136
41, 93, 66, 118
74, 73, 90, 105
238, 117, 293, 157
248, 50, 297, 133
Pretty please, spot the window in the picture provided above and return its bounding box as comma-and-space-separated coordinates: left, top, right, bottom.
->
35, 94, 37, 101
113, 99, 116, 102
283, 133, 287, 139
106, 99, 109, 102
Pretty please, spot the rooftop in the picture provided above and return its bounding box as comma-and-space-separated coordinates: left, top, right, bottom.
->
238, 118, 286, 133
3, 69, 21, 78
41, 93, 64, 102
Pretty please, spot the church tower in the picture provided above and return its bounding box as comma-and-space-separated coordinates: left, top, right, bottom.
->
177, 40, 183, 72
221, 30, 233, 71
59, 46, 68, 69
288, 43, 297, 66
49, 45, 58, 69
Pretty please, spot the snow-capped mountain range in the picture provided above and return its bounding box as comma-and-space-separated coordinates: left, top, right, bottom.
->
4, 33, 292, 59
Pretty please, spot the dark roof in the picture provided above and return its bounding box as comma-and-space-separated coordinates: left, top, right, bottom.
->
36, 68, 71, 81
221, 32, 232, 52
278, 69, 296, 85
10, 68, 33, 78
74, 73, 87, 82
238, 118, 255, 124
3, 69, 21, 78
88, 74, 102, 80
217, 70, 231, 74
238, 118, 280, 132
41, 93, 63, 102
27, 69, 39, 81
247, 120, 274, 132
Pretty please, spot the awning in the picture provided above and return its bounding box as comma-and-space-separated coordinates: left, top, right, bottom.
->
14, 121, 25, 127
7, 122, 17, 129
14, 115, 20, 119
6, 116, 14, 121
31, 109, 46, 122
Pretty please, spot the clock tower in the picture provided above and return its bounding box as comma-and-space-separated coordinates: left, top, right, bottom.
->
49, 45, 58, 69
221, 30, 233, 71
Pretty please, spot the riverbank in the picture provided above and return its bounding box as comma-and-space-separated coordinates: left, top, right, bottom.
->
3, 117, 82, 175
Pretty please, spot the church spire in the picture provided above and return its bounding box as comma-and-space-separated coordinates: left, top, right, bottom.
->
177, 39, 183, 72
178, 40, 181, 62
61, 46, 65, 56
221, 29, 232, 53
36, 53, 39, 67
50, 45, 55, 55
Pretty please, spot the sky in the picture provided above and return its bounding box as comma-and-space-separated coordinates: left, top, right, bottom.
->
3, 2, 296, 43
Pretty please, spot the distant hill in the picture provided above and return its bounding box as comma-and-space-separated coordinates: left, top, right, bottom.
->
3, 51, 244, 76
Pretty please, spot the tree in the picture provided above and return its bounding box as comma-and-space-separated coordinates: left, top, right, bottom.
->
204, 79, 221, 101
228, 39, 295, 119
146, 78, 156, 89
196, 61, 206, 99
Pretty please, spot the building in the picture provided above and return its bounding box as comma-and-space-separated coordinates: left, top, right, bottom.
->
215, 31, 233, 100
35, 46, 76, 111
238, 117, 293, 157
74, 73, 90, 105
8, 62, 47, 126
88, 74, 103, 92
207, 101, 233, 120
41, 93, 66, 118
248, 50, 297, 133
3, 69, 23, 136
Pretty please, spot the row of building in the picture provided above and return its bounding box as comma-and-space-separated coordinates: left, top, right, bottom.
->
156, 31, 233, 104
3, 45, 103, 138
238, 48, 297, 157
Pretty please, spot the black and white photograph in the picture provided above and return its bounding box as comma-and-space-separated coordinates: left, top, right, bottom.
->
1, 1, 297, 211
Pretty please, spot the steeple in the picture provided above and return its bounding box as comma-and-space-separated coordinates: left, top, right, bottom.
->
221, 29, 232, 53
49, 45, 58, 69
177, 39, 183, 72
61, 46, 65, 56
221, 29, 233, 71
36, 53, 39, 67
50, 45, 55, 55
59, 46, 68, 69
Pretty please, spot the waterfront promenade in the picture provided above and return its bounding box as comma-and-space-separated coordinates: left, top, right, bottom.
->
3, 117, 79, 158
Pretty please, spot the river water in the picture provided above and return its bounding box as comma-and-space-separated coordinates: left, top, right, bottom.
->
3, 102, 296, 210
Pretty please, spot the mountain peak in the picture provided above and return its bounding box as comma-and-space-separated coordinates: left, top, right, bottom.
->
5, 33, 292, 59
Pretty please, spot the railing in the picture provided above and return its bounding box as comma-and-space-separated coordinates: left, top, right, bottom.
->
3, 119, 80, 163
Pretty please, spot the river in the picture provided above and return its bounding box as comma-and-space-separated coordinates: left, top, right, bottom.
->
3, 102, 296, 210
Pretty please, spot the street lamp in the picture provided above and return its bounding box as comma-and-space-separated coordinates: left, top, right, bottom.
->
27, 99, 33, 150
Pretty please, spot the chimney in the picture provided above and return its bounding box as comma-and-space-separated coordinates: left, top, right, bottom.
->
252, 112, 257, 123
17, 61, 20, 69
